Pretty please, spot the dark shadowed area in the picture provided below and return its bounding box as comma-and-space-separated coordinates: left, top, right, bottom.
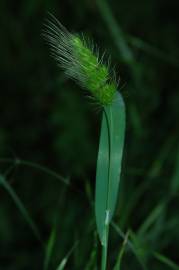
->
0, 0, 179, 269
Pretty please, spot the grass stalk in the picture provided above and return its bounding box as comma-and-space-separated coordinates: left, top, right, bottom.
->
101, 223, 109, 270
43, 16, 126, 269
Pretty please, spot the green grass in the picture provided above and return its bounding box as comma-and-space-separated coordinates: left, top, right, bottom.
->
1, 0, 179, 269
44, 14, 126, 269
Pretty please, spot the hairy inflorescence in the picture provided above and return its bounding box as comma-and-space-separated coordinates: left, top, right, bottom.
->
43, 14, 117, 106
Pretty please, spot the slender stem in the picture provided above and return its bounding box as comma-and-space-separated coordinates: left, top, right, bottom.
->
101, 223, 109, 270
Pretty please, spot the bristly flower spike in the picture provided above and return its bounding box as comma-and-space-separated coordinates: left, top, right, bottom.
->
43, 14, 117, 106
43, 14, 126, 270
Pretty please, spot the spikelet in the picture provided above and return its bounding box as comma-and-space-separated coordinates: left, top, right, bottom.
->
43, 14, 117, 106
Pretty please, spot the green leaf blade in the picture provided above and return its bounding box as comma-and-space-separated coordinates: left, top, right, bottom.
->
106, 92, 126, 219
95, 110, 110, 245
95, 92, 126, 245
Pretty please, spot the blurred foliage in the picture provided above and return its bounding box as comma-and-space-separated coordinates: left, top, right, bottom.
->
0, 0, 179, 269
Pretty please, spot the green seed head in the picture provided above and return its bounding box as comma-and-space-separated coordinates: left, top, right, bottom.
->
44, 15, 117, 106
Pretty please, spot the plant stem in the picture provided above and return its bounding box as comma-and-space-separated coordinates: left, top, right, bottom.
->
101, 224, 109, 270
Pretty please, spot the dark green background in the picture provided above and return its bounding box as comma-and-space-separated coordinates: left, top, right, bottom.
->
0, 0, 179, 269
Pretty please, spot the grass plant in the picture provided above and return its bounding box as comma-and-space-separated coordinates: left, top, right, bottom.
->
43, 14, 126, 269
1, 2, 179, 269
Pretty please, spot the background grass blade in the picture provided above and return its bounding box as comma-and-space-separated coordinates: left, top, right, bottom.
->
85, 239, 97, 270
44, 226, 56, 270
113, 231, 129, 270
137, 202, 166, 236
0, 174, 42, 243
96, 0, 134, 65
56, 241, 78, 270
153, 252, 179, 270
171, 145, 179, 193
112, 223, 148, 270
95, 92, 125, 245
